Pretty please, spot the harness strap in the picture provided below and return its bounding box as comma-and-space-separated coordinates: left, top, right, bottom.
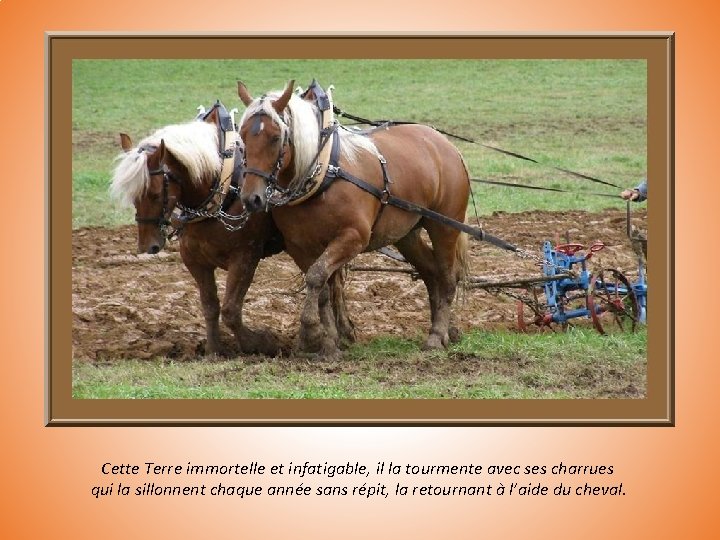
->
327, 164, 520, 253
310, 126, 341, 197
370, 155, 391, 230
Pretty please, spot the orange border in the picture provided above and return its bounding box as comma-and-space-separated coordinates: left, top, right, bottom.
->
8, 0, 720, 536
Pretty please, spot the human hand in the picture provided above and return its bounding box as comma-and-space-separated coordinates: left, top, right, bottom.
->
621, 189, 640, 201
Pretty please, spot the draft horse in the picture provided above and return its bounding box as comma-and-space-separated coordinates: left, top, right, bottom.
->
237, 80, 469, 355
110, 106, 354, 357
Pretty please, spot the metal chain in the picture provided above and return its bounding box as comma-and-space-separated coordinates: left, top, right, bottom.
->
173, 189, 251, 233
217, 209, 250, 232
483, 286, 548, 314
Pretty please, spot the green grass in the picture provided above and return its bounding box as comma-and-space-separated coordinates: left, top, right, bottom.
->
73, 59, 645, 228
73, 328, 647, 399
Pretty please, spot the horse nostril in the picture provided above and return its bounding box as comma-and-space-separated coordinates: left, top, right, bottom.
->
244, 194, 263, 213
148, 244, 161, 255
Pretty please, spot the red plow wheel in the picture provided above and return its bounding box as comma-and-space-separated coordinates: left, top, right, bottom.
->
517, 287, 554, 333
554, 243, 585, 256
587, 269, 639, 334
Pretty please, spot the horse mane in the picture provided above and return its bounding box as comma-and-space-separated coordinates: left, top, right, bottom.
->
109, 121, 221, 207
239, 90, 379, 183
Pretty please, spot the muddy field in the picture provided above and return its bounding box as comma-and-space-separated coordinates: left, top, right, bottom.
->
72, 209, 646, 362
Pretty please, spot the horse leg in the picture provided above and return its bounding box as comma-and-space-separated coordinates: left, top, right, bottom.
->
329, 269, 356, 346
184, 262, 222, 356
394, 229, 443, 348
318, 283, 339, 348
424, 223, 466, 349
223, 252, 280, 356
299, 231, 365, 356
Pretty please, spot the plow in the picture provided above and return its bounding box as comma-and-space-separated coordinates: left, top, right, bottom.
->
354, 235, 648, 335
508, 240, 646, 334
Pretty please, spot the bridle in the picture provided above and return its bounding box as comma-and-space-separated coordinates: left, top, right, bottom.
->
134, 165, 179, 232
241, 111, 291, 205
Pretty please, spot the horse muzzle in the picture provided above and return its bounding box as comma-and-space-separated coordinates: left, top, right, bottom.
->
242, 192, 266, 213
138, 235, 166, 255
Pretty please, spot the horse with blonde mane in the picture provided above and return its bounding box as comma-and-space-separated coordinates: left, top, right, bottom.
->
237, 80, 469, 356
110, 106, 354, 357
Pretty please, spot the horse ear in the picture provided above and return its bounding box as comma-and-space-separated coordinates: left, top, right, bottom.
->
119, 133, 133, 152
157, 139, 169, 163
158, 139, 180, 169
272, 79, 295, 113
237, 81, 254, 106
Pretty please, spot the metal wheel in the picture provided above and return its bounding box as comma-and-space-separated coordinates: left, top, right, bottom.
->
587, 269, 639, 334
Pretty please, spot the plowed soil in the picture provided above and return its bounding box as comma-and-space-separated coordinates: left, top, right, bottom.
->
73, 209, 646, 362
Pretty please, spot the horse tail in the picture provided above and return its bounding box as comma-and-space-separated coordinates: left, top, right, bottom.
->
455, 223, 469, 284
450, 145, 471, 294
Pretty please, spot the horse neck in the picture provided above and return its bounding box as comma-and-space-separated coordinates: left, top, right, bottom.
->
277, 154, 298, 188
178, 169, 217, 208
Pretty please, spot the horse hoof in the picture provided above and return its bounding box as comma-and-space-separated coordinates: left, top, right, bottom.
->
339, 331, 356, 347
337, 322, 357, 344
320, 343, 342, 361
448, 326, 462, 344
298, 324, 324, 353
203, 340, 223, 357
422, 334, 445, 350
321, 333, 342, 357
239, 327, 281, 356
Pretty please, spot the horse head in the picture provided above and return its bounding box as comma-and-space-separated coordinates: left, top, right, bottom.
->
116, 134, 184, 254
113, 114, 222, 254
237, 80, 295, 213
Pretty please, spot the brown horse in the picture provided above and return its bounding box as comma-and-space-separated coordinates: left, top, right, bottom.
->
237, 80, 469, 355
110, 107, 354, 357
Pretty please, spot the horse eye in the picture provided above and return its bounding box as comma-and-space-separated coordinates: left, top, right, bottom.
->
271, 135, 281, 144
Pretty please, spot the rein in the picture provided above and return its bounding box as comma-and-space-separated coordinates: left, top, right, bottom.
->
469, 177, 621, 199
332, 105, 624, 191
